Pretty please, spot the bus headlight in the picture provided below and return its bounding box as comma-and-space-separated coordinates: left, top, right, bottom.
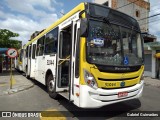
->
83, 69, 98, 89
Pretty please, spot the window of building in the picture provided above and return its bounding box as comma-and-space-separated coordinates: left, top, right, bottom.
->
136, 10, 140, 17
45, 27, 58, 54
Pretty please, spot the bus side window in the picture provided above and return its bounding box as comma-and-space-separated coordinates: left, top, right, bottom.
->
32, 44, 36, 59
26, 46, 28, 58
29, 46, 31, 58
36, 43, 39, 56
45, 27, 58, 54
75, 29, 80, 78
36, 36, 45, 56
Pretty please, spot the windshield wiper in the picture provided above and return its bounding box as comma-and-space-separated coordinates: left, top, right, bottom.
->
102, 17, 118, 39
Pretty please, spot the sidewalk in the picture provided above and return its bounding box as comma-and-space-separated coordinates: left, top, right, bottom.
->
0, 69, 34, 96
144, 76, 160, 88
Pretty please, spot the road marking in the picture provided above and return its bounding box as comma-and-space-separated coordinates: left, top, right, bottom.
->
40, 109, 66, 120
0, 83, 7, 86
0, 79, 16, 87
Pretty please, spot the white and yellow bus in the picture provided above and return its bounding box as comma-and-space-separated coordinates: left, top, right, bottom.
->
23, 2, 144, 108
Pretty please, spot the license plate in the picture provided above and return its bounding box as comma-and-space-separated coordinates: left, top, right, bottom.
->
118, 91, 128, 98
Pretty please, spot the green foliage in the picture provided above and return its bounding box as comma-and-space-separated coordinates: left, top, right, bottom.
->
0, 29, 21, 49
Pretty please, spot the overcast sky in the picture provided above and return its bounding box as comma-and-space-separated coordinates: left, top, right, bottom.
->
0, 0, 159, 46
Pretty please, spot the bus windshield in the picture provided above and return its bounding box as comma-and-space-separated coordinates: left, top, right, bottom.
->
86, 20, 143, 66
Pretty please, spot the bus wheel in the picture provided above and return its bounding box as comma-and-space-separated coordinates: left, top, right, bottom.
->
47, 74, 58, 99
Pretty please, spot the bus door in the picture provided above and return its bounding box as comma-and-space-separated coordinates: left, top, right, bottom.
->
25, 46, 28, 74
22, 49, 26, 72
26, 45, 31, 77
35, 36, 45, 84
69, 21, 79, 101
56, 21, 78, 101
28, 45, 31, 76
30, 43, 36, 79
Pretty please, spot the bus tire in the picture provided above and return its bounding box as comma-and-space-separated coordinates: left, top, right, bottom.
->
47, 74, 58, 99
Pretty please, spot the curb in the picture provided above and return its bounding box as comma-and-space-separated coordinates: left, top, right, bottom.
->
0, 83, 34, 96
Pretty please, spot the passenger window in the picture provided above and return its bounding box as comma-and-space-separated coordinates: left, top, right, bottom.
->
32, 44, 36, 59
26, 46, 28, 58
45, 27, 58, 54
29, 46, 31, 58
36, 36, 45, 56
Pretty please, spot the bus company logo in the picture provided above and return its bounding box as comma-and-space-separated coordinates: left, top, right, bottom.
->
115, 67, 130, 71
120, 81, 125, 87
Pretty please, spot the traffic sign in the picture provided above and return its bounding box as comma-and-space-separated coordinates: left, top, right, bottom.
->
6, 48, 18, 58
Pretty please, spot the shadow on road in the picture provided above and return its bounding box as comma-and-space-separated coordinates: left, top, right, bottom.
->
29, 78, 48, 93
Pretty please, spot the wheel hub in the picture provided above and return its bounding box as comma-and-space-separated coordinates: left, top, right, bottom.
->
49, 80, 54, 92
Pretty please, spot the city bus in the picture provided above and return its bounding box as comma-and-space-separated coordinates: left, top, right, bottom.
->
23, 2, 144, 108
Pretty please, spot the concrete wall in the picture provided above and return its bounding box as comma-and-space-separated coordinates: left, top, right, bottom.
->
144, 53, 152, 77
152, 50, 156, 78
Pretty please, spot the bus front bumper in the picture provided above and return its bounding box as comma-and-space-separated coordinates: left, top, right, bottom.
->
79, 80, 144, 108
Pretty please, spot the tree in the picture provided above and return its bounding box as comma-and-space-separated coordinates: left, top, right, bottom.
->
0, 29, 21, 49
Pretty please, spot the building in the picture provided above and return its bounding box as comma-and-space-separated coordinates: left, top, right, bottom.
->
94, 0, 159, 78
144, 41, 160, 78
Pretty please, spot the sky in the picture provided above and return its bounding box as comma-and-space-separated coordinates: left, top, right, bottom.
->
0, 0, 159, 46
148, 0, 160, 40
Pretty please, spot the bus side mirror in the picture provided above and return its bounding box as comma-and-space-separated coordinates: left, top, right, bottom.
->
80, 18, 88, 37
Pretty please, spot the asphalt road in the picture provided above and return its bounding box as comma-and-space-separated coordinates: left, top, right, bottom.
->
0, 79, 160, 120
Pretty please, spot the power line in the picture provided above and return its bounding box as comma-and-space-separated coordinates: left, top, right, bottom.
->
139, 18, 160, 26
116, 0, 139, 9
137, 7, 160, 21
60, 11, 65, 16
140, 5, 160, 16
138, 13, 160, 21
114, 0, 160, 22
138, 3, 160, 17
139, 20, 160, 28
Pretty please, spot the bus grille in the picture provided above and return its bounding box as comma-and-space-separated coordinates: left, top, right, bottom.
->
98, 76, 139, 81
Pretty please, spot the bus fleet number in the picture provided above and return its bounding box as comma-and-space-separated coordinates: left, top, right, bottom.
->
47, 60, 54, 65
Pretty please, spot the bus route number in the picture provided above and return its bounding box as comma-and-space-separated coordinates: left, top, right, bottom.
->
47, 60, 54, 65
